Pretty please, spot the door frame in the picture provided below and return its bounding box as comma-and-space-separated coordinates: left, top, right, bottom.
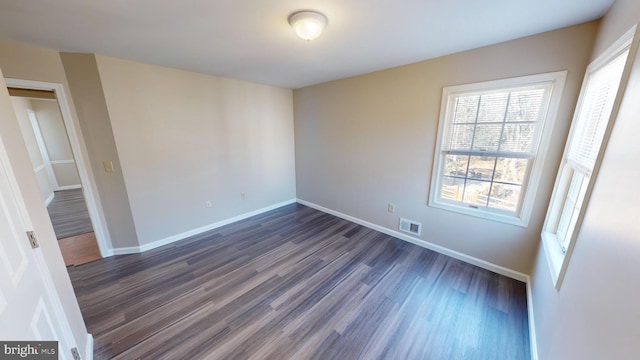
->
6, 78, 113, 257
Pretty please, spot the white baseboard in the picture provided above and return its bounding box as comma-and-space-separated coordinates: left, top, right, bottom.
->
296, 199, 529, 282
100, 248, 114, 257
112, 199, 297, 255
56, 184, 82, 191
112, 246, 139, 256
85, 334, 93, 360
108, 196, 538, 358
50, 159, 76, 165
45, 185, 81, 206
297, 198, 537, 357
526, 278, 538, 360
297, 199, 538, 360
44, 192, 55, 207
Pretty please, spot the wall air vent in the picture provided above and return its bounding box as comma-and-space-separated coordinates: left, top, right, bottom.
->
399, 218, 422, 236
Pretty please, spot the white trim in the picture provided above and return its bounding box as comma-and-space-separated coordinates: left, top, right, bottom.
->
296, 199, 528, 282
0, 130, 79, 354
50, 159, 75, 165
33, 163, 46, 173
112, 246, 140, 256
541, 25, 639, 289
106, 196, 538, 357
85, 334, 94, 360
297, 198, 537, 358
1, 126, 90, 360
592, 25, 638, 73
44, 192, 55, 207
429, 71, 567, 228
0, 287, 6, 315
56, 184, 82, 191
5, 78, 113, 257
31, 248, 79, 356
30, 298, 57, 344
112, 199, 297, 255
526, 277, 538, 360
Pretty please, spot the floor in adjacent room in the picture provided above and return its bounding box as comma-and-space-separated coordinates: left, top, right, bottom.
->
47, 188, 101, 266
47, 188, 94, 239
58, 231, 101, 266
68, 203, 530, 360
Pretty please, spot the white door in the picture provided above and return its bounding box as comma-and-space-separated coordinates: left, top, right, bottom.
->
0, 84, 77, 358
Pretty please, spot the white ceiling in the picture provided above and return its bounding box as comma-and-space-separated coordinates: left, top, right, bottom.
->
0, 0, 614, 89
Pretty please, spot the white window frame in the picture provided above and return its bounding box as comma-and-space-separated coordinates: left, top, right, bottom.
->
429, 71, 567, 226
542, 26, 638, 289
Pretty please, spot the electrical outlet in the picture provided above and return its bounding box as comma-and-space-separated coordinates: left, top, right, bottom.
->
387, 203, 396, 213
205, 200, 212, 208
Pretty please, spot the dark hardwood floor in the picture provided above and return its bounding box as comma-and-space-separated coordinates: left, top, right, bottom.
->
68, 204, 530, 360
47, 188, 93, 239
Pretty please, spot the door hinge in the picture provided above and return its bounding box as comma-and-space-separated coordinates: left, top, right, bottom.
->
71, 347, 81, 360
26, 231, 39, 249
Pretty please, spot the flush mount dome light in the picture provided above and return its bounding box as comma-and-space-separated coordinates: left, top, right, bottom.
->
288, 10, 328, 41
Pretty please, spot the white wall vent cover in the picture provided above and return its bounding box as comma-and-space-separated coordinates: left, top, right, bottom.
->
399, 218, 422, 236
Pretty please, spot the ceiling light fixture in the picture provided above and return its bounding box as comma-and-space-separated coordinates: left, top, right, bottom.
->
288, 11, 328, 41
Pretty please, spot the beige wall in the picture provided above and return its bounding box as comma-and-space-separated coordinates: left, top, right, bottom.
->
32, 100, 72, 161
94, 55, 297, 247
12, 97, 81, 193
0, 43, 88, 357
11, 98, 41, 166
52, 163, 80, 187
31, 99, 81, 188
293, 22, 598, 274
531, 0, 640, 358
11, 96, 54, 202
60, 53, 138, 249
0, 40, 297, 355
3, 10, 636, 359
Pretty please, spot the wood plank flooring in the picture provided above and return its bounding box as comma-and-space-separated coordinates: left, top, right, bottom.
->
58, 232, 101, 266
47, 189, 93, 239
68, 204, 530, 360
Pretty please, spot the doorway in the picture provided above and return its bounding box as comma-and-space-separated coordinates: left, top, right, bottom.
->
10, 90, 100, 265
5, 78, 112, 264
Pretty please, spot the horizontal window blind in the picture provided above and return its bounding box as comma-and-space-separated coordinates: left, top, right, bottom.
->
435, 79, 557, 216
446, 88, 546, 156
431, 71, 566, 226
540, 26, 634, 289
567, 49, 629, 175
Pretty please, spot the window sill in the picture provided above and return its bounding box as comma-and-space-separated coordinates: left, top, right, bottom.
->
429, 200, 528, 227
541, 231, 568, 289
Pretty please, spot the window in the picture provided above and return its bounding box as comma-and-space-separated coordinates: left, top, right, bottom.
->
429, 72, 567, 226
542, 26, 636, 288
